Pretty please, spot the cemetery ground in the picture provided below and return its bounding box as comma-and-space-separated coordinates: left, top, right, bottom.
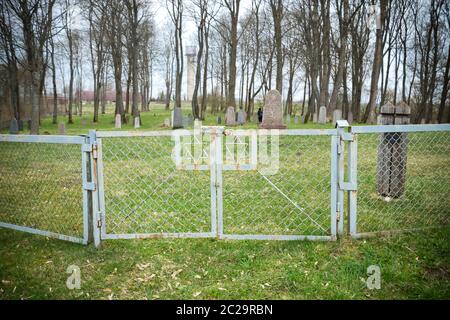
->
0, 103, 449, 299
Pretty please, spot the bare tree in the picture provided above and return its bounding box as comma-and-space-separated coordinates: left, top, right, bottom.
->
7, 0, 56, 134
167, 0, 183, 109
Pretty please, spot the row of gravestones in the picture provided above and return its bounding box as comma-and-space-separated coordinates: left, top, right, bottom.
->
9, 118, 97, 135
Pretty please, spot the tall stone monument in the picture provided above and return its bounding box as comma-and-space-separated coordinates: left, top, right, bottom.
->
260, 90, 286, 129
185, 46, 196, 101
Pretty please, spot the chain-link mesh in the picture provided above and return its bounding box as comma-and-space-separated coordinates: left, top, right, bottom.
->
357, 131, 450, 233
0, 142, 84, 237
100, 135, 211, 234
223, 135, 332, 236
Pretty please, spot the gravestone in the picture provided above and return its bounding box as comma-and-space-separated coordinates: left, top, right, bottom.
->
260, 90, 286, 129
313, 113, 318, 123
286, 114, 291, 125
252, 113, 258, 123
301, 115, 306, 124
134, 117, 140, 129
115, 114, 121, 129
294, 116, 299, 124
163, 118, 170, 127
347, 111, 353, 125
217, 116, 222, 124
318, 106, 327, 124
194, 119, 202, 128
376, 101, 411, 198
332, 109, 342, 124
172, 107, 183, 129
9, 118, 19, 134
58, 122, 66, 135
225, 106, 236, 126
237, 109, 246, 125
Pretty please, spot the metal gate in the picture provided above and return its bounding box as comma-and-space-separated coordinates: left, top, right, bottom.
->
0, 134, 92, 244
92, 127, 340, 246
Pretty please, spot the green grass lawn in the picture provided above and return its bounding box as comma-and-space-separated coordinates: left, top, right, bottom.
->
0, 103, 449, 299
0, 227, 449, 299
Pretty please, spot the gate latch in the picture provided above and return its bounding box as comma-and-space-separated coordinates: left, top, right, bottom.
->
83, 182, 96, 191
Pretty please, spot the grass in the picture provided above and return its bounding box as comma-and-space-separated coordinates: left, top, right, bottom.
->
0, 103, 449, 299
0, 227, 449, 299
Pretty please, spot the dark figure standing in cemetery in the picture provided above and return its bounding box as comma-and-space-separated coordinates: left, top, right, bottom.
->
257, 108, 263, 123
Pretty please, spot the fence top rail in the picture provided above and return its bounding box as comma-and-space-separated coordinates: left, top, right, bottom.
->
350, 124, 450, 134
225, 128, 338, 136
0, 134, 86, 144
96, 128, 338, 138
96, 130, 191, 138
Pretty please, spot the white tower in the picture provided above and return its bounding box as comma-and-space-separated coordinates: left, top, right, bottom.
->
185, 46, 196, 101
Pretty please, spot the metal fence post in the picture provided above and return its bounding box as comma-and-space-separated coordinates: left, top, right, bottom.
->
347, 132, 358, 236
81, 136, 91, 244
330, 135, 338, 240
209, 128, 217, 236
88, 130, 101, 248
216, 127, 224, 238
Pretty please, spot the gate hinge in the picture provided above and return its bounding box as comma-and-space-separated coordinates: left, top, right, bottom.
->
97, 219, 102, 228
336, 211, 340, 222
92, 143, 98, 159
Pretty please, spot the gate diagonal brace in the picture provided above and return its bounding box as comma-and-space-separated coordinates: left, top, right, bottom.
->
259, 173, 327, 233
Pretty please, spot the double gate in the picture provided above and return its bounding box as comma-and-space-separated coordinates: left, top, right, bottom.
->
92, 127, 340, 246
2, 123, 448, 247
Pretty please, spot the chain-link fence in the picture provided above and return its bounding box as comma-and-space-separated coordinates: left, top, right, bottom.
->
350, 126, 450, 236
0, 135, 88, 243
222, 134, 333, 238
1, 124, 449, 246
95, 129, 337, 241
97, 132, 214, 238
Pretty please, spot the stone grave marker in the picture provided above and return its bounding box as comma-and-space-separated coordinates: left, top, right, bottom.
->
163, 118, 170, 127
237, 109, 246, 125
9, 118, 18, 134
376, 101, 411, 198
134, 117, 140, 129
294, 116, 299, 124
260, 90, 286, 129
286, 114, 291, 125
58, 122, 66, 135
347, 111, 353, 125
332, 109, 342, 124
318, 106, 327, 124
225, 106, 236, 126
313, 113, 318, 123
172, 107, 183, 129
115, 114, 122, 129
